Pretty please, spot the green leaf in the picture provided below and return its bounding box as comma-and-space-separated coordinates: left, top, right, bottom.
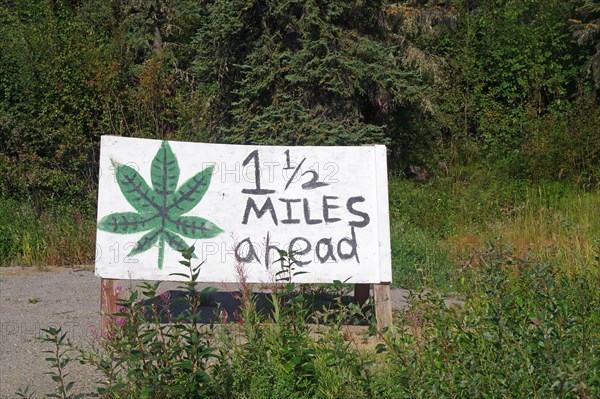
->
165, 216, 223, 239
140, 387, 152, 399
151, 141, 180, 196
170, 272, 191, 279
128, 229, 161, 257
163, 230, 191, 252
100, 143, 222, 268
200, 286, 217, 296
113, 160, 162, 215
167, 166, 214, 216
98, 212, 160, 234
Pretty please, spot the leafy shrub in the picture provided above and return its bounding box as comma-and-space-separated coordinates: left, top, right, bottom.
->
212, 280, 374, 399
523, 94, 600, 185
376, 244, 599, 398
82, 247, 218, 398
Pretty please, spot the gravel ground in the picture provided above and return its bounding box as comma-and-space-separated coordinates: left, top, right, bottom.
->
1, 267, 102, 398
0, 266, 433, 398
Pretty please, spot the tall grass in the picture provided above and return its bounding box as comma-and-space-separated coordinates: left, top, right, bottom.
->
388, 167, 599, 290
0, 197, 96, 266
486, 185, 597, 273
445, 183, 599, 276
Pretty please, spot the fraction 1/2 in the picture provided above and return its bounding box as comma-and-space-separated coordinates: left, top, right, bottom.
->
242, 149, 329, 193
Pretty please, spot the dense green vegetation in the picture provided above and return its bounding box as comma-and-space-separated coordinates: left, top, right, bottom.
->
2, 2, 598, 397
1, 0, 598, 273
1, 0, 598, 203
29, 247, 599, 398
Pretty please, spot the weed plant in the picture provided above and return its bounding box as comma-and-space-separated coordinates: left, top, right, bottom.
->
24, 244, 599, 398
0, 197, 95, 266
16, 327, 83, 399
374, 244, 599, 398
81, 246, 218, 398
212, 251, 376, 399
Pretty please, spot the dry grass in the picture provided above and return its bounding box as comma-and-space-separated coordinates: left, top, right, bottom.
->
444, 185, 599, 275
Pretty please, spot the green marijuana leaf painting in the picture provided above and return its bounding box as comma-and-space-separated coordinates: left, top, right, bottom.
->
98, 141, 223, 269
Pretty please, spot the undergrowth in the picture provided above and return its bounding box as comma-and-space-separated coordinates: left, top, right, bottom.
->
388, 166, 599, 290
0, 197, 95, 266
25, 245, 598, 398
375, 244, 599, 398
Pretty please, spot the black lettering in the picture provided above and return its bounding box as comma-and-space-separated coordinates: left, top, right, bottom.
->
322, 196, 341, 223
303, 198, 322, 225
301, 170, 328, 190
235, 238, 261, 264
337, 227, 359, 263
279, 198, 301, 224
316, 238, 336, 263
242, 149, 275, 195
242, 197, 278, 225
264, 232, 281, 270
346, 196, 370, 228
288, 237, 312, 266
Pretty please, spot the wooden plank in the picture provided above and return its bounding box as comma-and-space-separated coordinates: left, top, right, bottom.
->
353, 283, 370, 305
100, 278, 118, 334
374, 145, 392, 283
374, 283, 393, 331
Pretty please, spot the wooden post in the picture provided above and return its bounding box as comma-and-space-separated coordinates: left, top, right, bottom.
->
100, 278, 118, 334
355, 283, 392, 331
371, 145, 392, 332
373, 283, 393, 331
353, 284, 370, 306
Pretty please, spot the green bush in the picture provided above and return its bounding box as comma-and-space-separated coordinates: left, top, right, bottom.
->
28, 246, 598, 398
376, 244, 599, 398
83, 247, 218, 398
523, 94, 600, 185
213, 283, 374, 399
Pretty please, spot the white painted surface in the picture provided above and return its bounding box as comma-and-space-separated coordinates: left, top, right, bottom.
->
95, 136, 391, 284
374, 145, 392, 283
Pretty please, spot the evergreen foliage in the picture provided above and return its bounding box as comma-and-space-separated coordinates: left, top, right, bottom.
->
192, 0, 430, 149
571, 0, 600, 88
0, 0, 598, 208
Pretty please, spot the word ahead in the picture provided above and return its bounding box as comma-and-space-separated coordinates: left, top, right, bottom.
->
95, 136, 391, 284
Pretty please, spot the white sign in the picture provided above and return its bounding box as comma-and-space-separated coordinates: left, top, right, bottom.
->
95, 136, 391, 284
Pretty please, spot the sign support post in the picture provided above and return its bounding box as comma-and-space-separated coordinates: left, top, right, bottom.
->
100, 278, 118, 334
353, 283, 393, 330
353, 283, 370, 305
373, 283, 392, 330
372, 144, 393, 331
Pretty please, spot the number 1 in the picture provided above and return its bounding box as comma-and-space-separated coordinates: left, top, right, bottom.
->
242, 150, 275, 195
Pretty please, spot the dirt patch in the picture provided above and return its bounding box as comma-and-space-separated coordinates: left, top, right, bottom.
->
0, 267, 102, 398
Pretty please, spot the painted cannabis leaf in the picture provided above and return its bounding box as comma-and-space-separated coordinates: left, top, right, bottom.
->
98, 141, 223, 269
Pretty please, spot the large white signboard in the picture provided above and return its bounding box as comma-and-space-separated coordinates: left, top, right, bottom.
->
95, 136, 391, 284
